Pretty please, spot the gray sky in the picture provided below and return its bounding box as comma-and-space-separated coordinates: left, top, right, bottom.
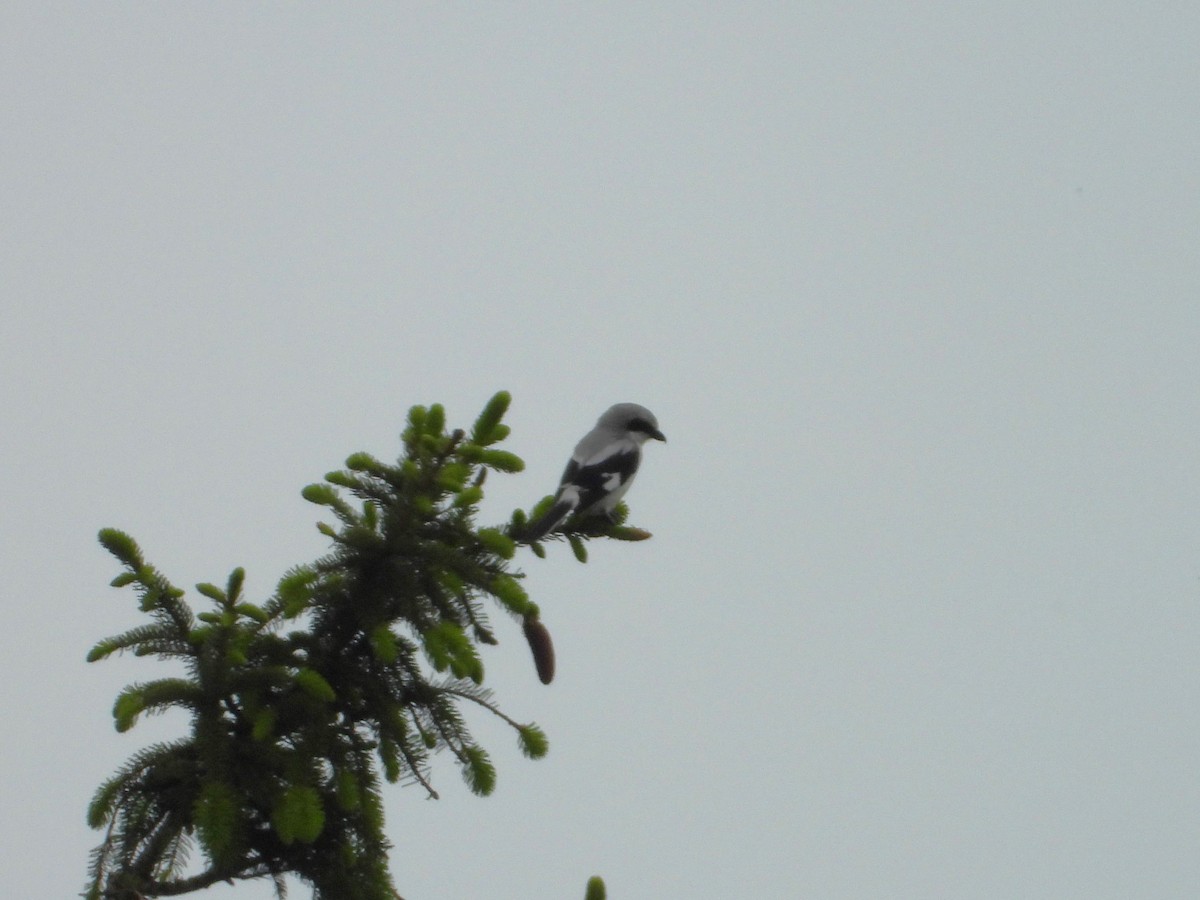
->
4, 4, 1199, 899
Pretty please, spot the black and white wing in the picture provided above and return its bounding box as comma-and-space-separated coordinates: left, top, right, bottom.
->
557, 441, 641, 517
522, 440, 641, 540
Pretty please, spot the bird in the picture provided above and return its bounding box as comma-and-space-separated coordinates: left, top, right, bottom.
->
522, 403, 666, 542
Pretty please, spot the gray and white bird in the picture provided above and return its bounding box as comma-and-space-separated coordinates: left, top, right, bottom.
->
522, 403, 666, 541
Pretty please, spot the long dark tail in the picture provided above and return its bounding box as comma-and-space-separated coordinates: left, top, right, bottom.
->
521, 498, 577, 541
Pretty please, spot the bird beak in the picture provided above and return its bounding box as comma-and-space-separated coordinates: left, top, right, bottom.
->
651, 428, 667, 442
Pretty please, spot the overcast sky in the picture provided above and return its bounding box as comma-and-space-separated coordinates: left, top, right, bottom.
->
4, 4, 1199, 899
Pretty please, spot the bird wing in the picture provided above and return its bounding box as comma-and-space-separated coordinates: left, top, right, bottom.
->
556, 439, 641, 514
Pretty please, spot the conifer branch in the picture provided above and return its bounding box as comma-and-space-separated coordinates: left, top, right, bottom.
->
86, 393, 640, 898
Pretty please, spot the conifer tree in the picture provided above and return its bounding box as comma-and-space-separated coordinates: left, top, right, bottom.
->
85, 393, 644, 899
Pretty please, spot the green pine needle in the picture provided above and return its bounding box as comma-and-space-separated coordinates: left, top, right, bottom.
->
195, 582, 225, 604
462, 745, 496, 796
568, 535, 588, 563
294, 668, 336, 702
98, 528, 142, 568
195, 781, 245, 863
476, 528, 516, 560
517, 724, 549, 760
470, 390, 511, 445
271, 785, 326, 846
478, 449, 524, 473
301, 483, 339, 506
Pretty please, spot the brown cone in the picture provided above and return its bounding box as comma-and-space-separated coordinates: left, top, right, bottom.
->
522, 616, 555, 684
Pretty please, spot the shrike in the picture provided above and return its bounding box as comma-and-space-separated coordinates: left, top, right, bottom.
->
522, 403, 666, 541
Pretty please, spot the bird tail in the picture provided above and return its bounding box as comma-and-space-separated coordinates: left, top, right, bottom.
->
521, 497, 577, 542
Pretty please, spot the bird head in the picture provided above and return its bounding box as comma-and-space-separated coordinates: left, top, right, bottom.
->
600, 403, 666, 443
